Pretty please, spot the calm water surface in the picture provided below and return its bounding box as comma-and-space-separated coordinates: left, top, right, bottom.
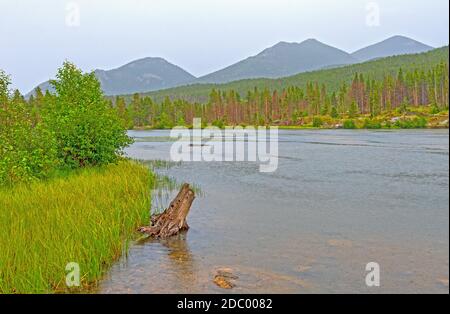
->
99, 130, 449, 293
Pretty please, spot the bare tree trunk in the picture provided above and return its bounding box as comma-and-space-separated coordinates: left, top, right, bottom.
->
138, 183, 195, 238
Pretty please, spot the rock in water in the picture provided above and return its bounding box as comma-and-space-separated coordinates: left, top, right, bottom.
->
213, 268, 238, 289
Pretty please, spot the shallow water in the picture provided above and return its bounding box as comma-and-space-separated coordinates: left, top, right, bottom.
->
99, 129, 449, 293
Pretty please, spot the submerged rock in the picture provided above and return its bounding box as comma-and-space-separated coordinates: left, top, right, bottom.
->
213, 268, 238, 289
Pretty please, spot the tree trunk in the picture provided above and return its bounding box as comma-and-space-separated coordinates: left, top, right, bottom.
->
138, 183, 195, 238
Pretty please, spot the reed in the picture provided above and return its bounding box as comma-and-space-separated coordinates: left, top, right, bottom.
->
0, 160, 153, 293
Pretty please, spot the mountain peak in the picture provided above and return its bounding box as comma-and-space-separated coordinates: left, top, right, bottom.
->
198, 39, 356, 84
352, 35, 433, 61
301, 38, 322, 44
271, 39, 323, 48
28, 58, 195, 97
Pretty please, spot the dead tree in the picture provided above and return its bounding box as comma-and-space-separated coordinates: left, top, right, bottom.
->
138, 183, 195, 238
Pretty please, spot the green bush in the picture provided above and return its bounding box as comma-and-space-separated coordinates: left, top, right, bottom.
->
312, 116, 323, 128
343, 119, 357, 129
45, 62, 132, 168
330, 106, 339, 118
394, 117, 427, 129
430, 104, 441, 114
212, 119, 225, 129
363, 119, 382, 129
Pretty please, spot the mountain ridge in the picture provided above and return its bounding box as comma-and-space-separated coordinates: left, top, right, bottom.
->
196, 38, 358, 84
27, 35, 438, 97
27, 57, 196, 97
126, 46, 448, 103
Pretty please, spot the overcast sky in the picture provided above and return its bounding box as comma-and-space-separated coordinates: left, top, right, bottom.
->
1, 0, 448, 92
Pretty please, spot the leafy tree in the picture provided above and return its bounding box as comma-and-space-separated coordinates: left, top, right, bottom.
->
0, 71, 57, 185
46, 62, 132, 168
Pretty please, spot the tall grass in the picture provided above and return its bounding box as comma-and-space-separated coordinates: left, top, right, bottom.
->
0, 160, 153, 293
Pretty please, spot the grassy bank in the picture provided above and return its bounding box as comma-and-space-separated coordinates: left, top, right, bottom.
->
0, 160, 153, 293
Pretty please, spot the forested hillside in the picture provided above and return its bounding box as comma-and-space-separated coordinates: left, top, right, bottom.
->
112, 60, 448, 129
128, 47, 448, 104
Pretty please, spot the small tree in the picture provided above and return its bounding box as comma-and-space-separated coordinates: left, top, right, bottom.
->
330, 106, 339, 118
46, 62, 132, 168
348, 101, 359, 118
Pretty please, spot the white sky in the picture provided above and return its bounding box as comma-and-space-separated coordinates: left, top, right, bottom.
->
0, 0, 448, 92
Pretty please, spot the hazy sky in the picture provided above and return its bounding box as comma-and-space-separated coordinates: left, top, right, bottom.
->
1, 0, 448, 92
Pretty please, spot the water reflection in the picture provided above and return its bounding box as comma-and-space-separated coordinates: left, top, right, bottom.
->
136, 232, 199, 292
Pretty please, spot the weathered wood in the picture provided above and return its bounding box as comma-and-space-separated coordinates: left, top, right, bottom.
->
138, 183, 195, 238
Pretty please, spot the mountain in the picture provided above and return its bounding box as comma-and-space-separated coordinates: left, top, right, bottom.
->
28, 57, 196, 97
28, 36, 440, 97
132, 46, 448, 103
196, 39, 358, 84
351, 36, 434, 62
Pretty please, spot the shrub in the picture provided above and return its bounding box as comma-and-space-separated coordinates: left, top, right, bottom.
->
212, 119, 225, 129
330, 106, 339, 118
394, 116, 428, 129
363, 119, 382, 129
312, 116, 323, 128
430, 104, 441, 114
343, 119, 356, 129
45, 62, 132, 168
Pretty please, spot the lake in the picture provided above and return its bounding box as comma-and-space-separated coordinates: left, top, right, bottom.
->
98, 129, 449, 293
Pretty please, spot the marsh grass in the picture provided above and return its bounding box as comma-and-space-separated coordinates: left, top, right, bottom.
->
0, 160, 153, 293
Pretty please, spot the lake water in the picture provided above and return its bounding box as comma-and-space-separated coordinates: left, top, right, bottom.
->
98, 129, 449, 293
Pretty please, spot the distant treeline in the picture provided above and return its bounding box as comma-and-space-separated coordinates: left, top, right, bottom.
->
108, 62, 448, 128
127, 46, 449, 104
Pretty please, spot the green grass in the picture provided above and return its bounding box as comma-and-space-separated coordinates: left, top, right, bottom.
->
0, 160, 153, 293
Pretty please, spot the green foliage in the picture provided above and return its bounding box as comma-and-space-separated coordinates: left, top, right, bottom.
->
394, 116, 427, 129
1, 62, 135, 185
330, 106, 339, 118
155, 112, 173, 129
363, 119, 382, 129
343, 119, 357, 129
430, 104, 441, 114
0, 70, 10, 103
212, 119, 225, 129
348, 101, 359, 118
46, 62, 132, 168
312, 116, 323, 128
0, 71, 58, 186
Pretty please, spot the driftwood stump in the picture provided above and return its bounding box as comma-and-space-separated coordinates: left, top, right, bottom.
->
138, 183, 195, 238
